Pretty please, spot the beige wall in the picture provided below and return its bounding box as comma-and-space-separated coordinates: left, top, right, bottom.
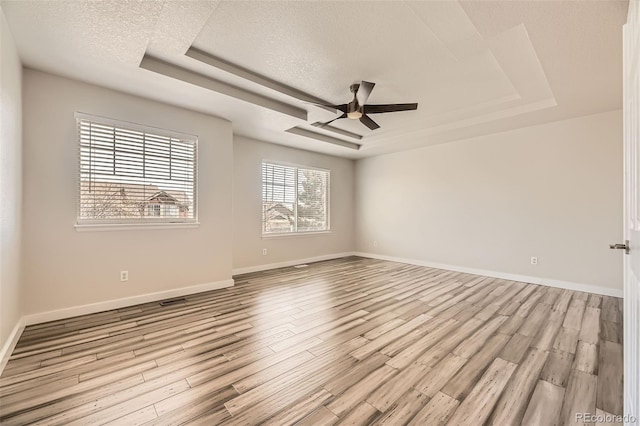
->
10, 68, 625, 321
356, 110, 623, 291
0, 10, 23, 352
22, 70, 234, 315
233, 136, 355, 272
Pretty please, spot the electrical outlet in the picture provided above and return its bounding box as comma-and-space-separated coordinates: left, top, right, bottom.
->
262, 248, 267, 256
530, 257, 538, 265
120, 270, 129, 282
373, 241, 378, 248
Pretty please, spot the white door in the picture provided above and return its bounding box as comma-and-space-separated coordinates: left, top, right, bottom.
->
624, 1, 640, 424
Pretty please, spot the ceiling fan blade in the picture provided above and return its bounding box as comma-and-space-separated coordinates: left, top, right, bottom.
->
364, 103, 418, 114
307, 102, 348, 113
359, 114, 380, 130
356, 81, 375, 106
319, 113, 347, 127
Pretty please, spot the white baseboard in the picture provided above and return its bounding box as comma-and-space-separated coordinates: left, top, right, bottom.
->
353, 252, 623, 298
15, 250, 621, 337
23, 278, 235, 326
0, 317, 26, 375
232, 252, 356, 276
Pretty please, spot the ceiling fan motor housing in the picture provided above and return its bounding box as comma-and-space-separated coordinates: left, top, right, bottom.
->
347, 98, 363, 119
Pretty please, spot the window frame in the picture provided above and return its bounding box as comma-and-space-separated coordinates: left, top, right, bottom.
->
261, 160, 331, 237
75, 112, 199, 231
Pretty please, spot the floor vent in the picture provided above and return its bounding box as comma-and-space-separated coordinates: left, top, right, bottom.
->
294, 264, 309, 268
159, 297, 187, 307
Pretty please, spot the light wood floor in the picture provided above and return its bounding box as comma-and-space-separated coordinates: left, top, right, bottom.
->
0, 257, 623, 425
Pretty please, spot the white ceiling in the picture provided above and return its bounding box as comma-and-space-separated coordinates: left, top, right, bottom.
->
0, 0, 628, 159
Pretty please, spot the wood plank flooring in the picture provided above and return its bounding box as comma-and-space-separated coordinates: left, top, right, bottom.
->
0, 257, 623, 425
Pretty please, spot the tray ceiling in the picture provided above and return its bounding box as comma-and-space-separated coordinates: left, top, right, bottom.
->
1, 0, 628, 158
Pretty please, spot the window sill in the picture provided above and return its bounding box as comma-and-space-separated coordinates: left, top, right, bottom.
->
75, 222, 200, 232
262, 230, 332, 239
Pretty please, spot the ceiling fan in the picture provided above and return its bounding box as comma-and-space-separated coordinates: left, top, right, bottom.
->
314, 81, 418, 130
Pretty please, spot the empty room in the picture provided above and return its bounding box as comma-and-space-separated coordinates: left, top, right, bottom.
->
0, 0, 638, 425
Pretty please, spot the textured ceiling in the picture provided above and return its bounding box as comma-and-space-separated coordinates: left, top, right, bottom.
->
0, 0, 628, 159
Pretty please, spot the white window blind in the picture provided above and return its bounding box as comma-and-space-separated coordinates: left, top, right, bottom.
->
77, 113, 197, 225
262, 161, 329, 235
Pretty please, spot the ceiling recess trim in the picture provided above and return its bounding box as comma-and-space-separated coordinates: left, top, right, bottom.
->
285, 127, 360, 150
140, 54, 307, 120
185, 47, 337, 113
310, 122, 363, 140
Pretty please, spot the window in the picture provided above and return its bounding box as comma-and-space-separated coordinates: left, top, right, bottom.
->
146, 205, 161, 217
262, 161, 330, 235
77, 113, 197, 226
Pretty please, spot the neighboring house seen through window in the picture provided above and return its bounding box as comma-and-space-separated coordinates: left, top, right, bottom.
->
262, 161, 330, 235
76, 113, 197, 225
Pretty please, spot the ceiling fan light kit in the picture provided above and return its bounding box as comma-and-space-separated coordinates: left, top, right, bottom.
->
317, 80, 418, 131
